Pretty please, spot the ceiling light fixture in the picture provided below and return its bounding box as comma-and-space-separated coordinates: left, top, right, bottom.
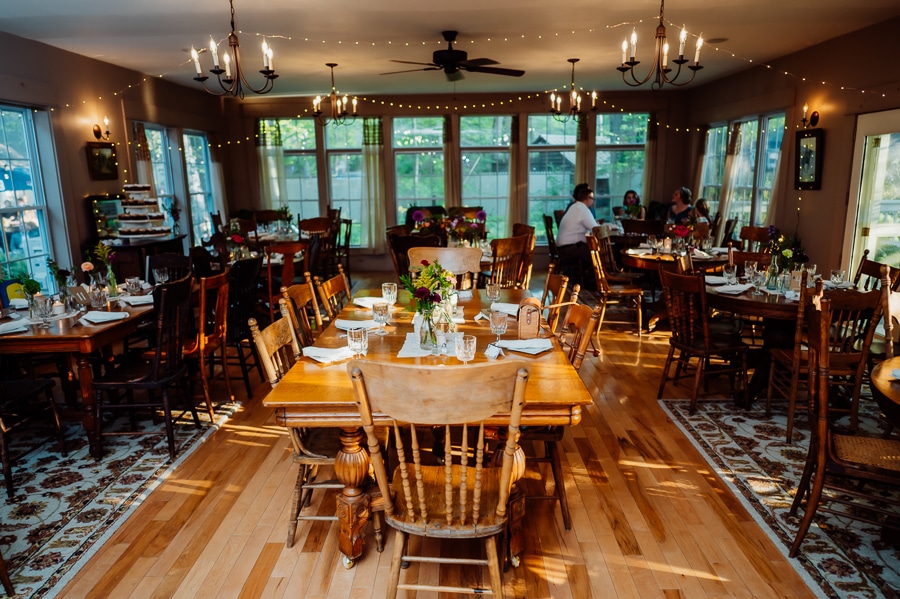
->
189, 0, 278, 98
549, 59, 597, 124
92, 116, 110, 140
312, 63, 358, 127
617, 0, 703, 90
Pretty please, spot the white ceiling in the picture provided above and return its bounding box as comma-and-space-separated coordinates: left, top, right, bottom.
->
1, 0, 898, 98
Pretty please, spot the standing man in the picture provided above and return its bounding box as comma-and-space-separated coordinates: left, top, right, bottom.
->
556, 183, 597, 289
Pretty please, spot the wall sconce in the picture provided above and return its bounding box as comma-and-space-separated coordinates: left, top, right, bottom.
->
92, 116, 110, 140
801, 103, 819, 129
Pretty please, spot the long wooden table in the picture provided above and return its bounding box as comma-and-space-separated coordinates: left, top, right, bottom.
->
262, 287, 593, 566
0, 303, 153, 457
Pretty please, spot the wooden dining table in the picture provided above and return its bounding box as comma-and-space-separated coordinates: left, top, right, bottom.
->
868, 357, 900, 429
0, 302, 153, 458
262, 287, 593, 567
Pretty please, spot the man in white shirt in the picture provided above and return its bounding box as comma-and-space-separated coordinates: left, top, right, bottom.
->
556, 183, 597, 289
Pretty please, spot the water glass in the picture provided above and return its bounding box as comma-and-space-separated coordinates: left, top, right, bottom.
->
373, 302, 390, 336
805, 263, 817, 278
381, 282, 397, 305
744, 261, 757, 281
723, 263, 738, 285
486, 283, 500, 302
647, 236, 658, 254
126, 277, 142, 294
778, 272, 791, 293
90, 288, 108, 309
752, 271, 766, 296
347, 327, 368, 358
435, 321, 451, 355
34, 295, 54, 328
490, 309, 508, 343
152, 267, 169, 285
455, 334, 477, 366
830, 269, 846, 285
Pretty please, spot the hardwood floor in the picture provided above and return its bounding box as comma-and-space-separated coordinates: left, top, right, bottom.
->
61, 272, 816, 598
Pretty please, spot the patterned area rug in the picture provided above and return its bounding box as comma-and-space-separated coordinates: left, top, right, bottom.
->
0, 403, 238, 599
661, 399, 899, 599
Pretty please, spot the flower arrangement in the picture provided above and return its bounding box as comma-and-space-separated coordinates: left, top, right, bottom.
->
766, 225, 808, 271
447, 214, 486, 244
81, 260, 95, 285
92, 240, 115, 268
411, 209, 427, 228
672, 224, 692, 239
17, 272, 41, 296
47, 258, 71, 293
400, 259, 456, 314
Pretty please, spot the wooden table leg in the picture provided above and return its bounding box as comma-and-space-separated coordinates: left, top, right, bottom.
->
334, 426, 371, 568
75, 355, 101, 458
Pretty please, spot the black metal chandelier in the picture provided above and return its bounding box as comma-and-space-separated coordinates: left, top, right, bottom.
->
312, 64, 358, 127
549, 59, 597, 124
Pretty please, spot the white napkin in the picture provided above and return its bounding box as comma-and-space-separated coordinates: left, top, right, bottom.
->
711, 247, 729, 255
705, 275, 728, 285
490, 302, 519, 318
333, 318, 379, 331
891, 368, 900, 380
397, 332, 437, 358
626, 248, 652, 256
119, 294, 154, 306
822, 280, 854, 290
495, 338, 554, 355
692, 248, 712, 259
352, 296, 386, 309
783, 290, 801, 302
451, 309, 465, 324
715, 283, 753, 295
81, 311, 129, 324
9, 298, 28, 309
302, 346, 354, 364
0, 320, 28, 335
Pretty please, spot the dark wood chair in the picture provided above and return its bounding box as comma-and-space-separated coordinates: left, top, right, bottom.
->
298, 217, 336, 279
349, 360, 529, 597
262, 240, 309, 324
587, 236, 643, 336
335, 218, 353, 286
622, 219, 665, 237
852, 248, 900, 291
210, 211, 224, 235
386, 233, 442, 282
254, 209, 281, 227
540, 263, 569, 335
720, 218, 738, 245
542, 214, 559, 266
657, 268, 749, 414
591, 226, 644, 284
225, 256, 265, 399
0, 547, 12, 596
314, 264, 352, 321
512, 223, 536, 289
281, 276, 323, 348
146, 253, 192, 284
488, 235, 529, 289
738, 225, 769, 251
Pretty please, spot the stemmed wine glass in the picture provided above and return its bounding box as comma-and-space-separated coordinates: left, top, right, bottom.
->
347, 327, 368, 359
490, 309, 508, 344
744, 261, 757, 283
455, 335, 476, 366
372, 302, 390, 336
381, 282, 398, 323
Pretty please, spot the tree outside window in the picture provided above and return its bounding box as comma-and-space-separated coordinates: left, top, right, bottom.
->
460, 116, 511, 238
394, 117, 444, 226
527, 115, 577, 243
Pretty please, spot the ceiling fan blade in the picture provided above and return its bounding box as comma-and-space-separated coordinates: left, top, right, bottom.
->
380, 67, 441, 75
390, 59, 438, 67
462, 65, 525, 77
460, 58, 499, 68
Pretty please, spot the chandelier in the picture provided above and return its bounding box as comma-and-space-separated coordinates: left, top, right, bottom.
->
312, 64, 358, 127
617, 0, 703, 90
549, 59, 597, 124
189, 0, 278, 98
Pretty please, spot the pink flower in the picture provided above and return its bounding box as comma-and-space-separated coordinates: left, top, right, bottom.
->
81, 261, 94, 272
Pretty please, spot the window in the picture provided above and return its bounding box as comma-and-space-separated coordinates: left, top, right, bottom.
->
527, 115, 577, 243
141, 124, 174, 196
0, 105, 52, 290
594, 113, 648, 223
698, 125, 728, 215
182, 131, 215, 243
394, 117, 444, 225
326, 122, 363, 246
460, 116, 511, 238
266, 118, 319, 221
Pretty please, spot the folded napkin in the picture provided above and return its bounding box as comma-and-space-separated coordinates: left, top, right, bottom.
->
626, 248, 652, 256
711, 247, 729, 255
396, 332, 462, 358
490, 302, 519, 317
352, 296, 386, 309
715, 283, 753, 295
637, 243, 651, 249
495, 338, 554, 355
0, 320, 29, 335
705, 275, 728, 285
9, 298, 28, 309
81, 311, 129, 324
691, 248, 712, 259
451, 309, 465, 324
119, 294, 155, 306
822, 280, 854, 290
783, 290, 801, 302
302, 346, 355, 364
333, 318, 379, 331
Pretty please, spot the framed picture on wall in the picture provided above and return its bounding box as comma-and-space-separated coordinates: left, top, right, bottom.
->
85, 141, 118, 180
794, 129, 823, 190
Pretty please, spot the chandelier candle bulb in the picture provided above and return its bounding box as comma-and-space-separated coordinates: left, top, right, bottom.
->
694, 36, 702, 63
630, 29, 637, 60
103, 116, 109, 129
224, 52, 231, 78
803, 103, 808, 119
679, 27, 686, 56
663, 42, 669, 68
352, 97, 358, 112
209, 37, 219, 68
621, 40, 628, 64
267, 48, 273, 72
262, 40, 269, 68
591, 91, 597, 108
191, 47, 202, 75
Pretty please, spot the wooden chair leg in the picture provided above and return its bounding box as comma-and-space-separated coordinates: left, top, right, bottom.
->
789, 465, 827, 557
657, 346, 676, 398
1, 425, 12, 499
547, 440, 571, 530
689, 356, 705, 415
387, 530, 406, 599
0, 547, 14, 597
485, 535, 504, 597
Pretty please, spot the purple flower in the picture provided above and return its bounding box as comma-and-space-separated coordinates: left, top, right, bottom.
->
767, 225, 778, 240
411, 210, 425, 223
414, 287, 431, 299
431, 292, 442, 303
476, 210, 487, 221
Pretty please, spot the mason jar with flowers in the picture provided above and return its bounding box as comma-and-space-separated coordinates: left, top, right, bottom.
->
448, 210, 487, 247
47, 258, 72, 308
227, 219, 250, 260
671, 224, 692, 255
92, 240, 118, 297
765, 225, 807, 288
400, 259, 456, 350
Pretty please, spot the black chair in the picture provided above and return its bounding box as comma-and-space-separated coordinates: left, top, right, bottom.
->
146, 253, 192, 284
543, 214, 559, 266
92, 275, 200, 461
225, 256, 265, 399
386, 233, 442, 282
335, 218, 352, 287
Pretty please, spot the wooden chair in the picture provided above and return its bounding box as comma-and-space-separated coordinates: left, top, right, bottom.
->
512, 223, 536, 289
299, 216, 337, 280
622, 219, 665, 237
540, 263, 569, 335
407, 246, 483, 290
349, 360, 530, 598
728, 245, 772, 273
254, 209, 281, 227
852, 248, 900, 292
488, 235, 529, 289
225, 256, 265, 399
788, 294, 900, 557
233, 216, 259, 248
587, 236, 643, 336
92, 275, 200, 461
335, 218, 353, 286
201, 231, 229, 263
591, 226, 644, 284
188, 245, 217, 280
738, 225, 769, 251
720, 218, 738, 245
0, 547, 12, 596
314, 263, 352, 320
657, 269, 749, 414
210, 211, 224, 235
0, 378, 67, 498
183, 269, 233, 421
553, 209, 565, 227
542, 214, 559, 266
386, 233, 442, 282
692, 221, 711, 240
263, 240, 309, 323
281, 276, 323, 348
146, 253, 191, 284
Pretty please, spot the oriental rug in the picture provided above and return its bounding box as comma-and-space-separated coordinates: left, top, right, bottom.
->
0, 402, 239, 599
661, 399, 899, 599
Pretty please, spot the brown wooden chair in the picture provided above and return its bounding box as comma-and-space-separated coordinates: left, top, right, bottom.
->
720, 217, 738, 245
657, 268, 749, 414
201, 231, 229, 263
281, 276, 323, 348
225, 256, 265, 399
788, 294, 900, 557
335, 218, 353, 286
183, 268, 233, 421
622, 219, 665, 237
407, 246, 483, 291
489, 235, 529, 289
587, 236, 643, 336
591, 226, 644, 284
542, 214, 559, 266
540, 263, 569, 335
0, 547, 11, 596
263, 240, 309, 324
727, 245, 772, 273
852, 248, 900, 292
210, 211, 224, 235
349, 359, 530, 598
314, 263, 352, 320
738, 225, 769, 251
692, 221, 710, 240
233, 216, 259, 248
387, 233, 442, 283
254, 209, 281, 227
299, 217, 336, 279
512, 223, 536, 289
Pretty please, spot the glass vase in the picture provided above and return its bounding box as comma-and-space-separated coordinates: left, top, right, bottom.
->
765, 261, 780, 290
418, 309, 437, 351
106, 268, 118, 298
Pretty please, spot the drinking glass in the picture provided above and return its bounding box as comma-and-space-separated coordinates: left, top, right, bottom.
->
744, 261, 757, 282
490, 309, 508, 343
486, 283, 500, 302
435, 320, 451, 355
805, 263, 817, 278
455, 335, 477, 366
347, 327, 368, 359
830, 269, 846, 286
152, 267, 169, 285
381, 282, 398, 305
90, 288, 108, 309
372, 302, 390, 336
647, 236, 658, 254
126, 277, 142, 294
34, 295, 54, 328
752, 271, 766, 296
723, 263, 738, 285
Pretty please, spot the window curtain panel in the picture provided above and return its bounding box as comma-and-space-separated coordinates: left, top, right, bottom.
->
206, 143, 228, 238
443, 116, 461, 209
642, 115, 658, 206
690, 124, 710, 200
132, 123, 157, 193
257, 119, 286, 210
574, 115, 592, 187
714, 122, 743, 246
762, 134, 786, 228
362, 117, 387, 254
508, 115, 524, 238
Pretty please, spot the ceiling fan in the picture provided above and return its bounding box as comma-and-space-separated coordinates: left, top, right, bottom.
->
381, 30, 525, 81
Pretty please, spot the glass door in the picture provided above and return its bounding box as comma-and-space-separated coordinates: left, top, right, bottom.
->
849, 132, 900, 270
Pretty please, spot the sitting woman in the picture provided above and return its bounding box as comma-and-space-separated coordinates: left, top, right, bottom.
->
694, 198, 711, 223
667, 186, 694, 224
622, 190, 646, 220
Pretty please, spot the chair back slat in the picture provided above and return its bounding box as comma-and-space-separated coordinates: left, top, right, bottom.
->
387, 233, 442, 282
249, 299, 301, 386
281, 275, 322, 347
542, 214, 559, 265
489, 235, 529, 289
558, 303, 602, 370
540, 263, 569, 334
314, 264, 352, 320
148, 275, 193, 381
659, 269, 710, 349
226, 256, 264, 345
852, 249, 900, 292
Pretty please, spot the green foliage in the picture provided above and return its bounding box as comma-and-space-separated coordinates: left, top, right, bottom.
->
17, 272, 40, 295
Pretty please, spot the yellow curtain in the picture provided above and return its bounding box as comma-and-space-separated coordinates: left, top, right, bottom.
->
362, 118, 388, 254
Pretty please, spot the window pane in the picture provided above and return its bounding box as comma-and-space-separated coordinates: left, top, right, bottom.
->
142, 126, 173, 196
754, 115, 785, 224
462, 150, 509, 238
595, 149, 645, 223
183, 132, 215, 242
283, 154, 320, 220
326, 121, 363, 245
280, 119, 316, 151
728, 120, 759, 227
394, 118, 445, 224
700, 125, 728, 215
327, 120, 363, 149
527, 115, 577, 146
596, 113, 648, 145
393, 117, 443, 148
460, 116, 511, 147
528, 149, 575, 244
